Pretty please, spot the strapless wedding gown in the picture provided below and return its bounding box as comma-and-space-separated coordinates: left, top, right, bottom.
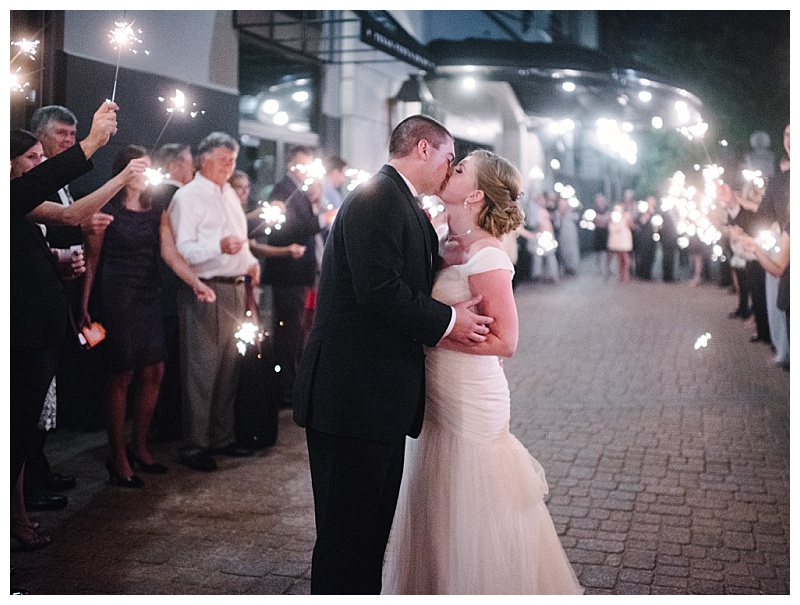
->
383, 246, 583, 595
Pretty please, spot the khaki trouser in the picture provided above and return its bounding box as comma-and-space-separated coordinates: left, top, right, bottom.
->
177, 280, 246, 453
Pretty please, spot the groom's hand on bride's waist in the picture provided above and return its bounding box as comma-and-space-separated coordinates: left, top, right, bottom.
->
447, 295, 493, 345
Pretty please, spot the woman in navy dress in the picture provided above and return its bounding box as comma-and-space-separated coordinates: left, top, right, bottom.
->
82, 145, 169, 487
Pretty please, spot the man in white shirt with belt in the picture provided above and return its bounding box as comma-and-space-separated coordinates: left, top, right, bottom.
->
167, 132, 260, 471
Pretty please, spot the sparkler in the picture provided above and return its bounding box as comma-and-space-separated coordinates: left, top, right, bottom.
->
11, 38, 39, 63
291, 158, 326, 192
153, 89, 205, 150
755, 229, 780, 254
108, 20, 148, 102
234, 308, 273, 357
345, 168, 371, 192
10, 68, 29, 93
579, 208, 596, 231
235, 317, 262, 356
144, 167, 167, 187
260, 203, 286, 235
247, 201, 287, 239
420, 195, 445, 219
694, 333, 712, 350
662, 167, 723, 254
10, 37, 40, 95
532, 231, 558, 256
249, 160, 326, 239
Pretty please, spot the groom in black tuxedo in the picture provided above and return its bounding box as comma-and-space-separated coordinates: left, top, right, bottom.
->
294, 115, 493, 594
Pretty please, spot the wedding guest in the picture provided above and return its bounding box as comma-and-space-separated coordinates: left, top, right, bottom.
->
553, 196, 580, 276
167, 132, 260, 472
607, 203, 634, 282
10, 102, 119, 523
150, 143, 214, 443
633, 196, 657, 280
593, 193, 612, 277
262, 146, 321, 406
81, 145, 170, 487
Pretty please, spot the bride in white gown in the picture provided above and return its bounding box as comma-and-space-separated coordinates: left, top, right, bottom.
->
383, 150, 583, 595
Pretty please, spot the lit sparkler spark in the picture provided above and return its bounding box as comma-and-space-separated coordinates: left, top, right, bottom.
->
10, 68, 29, 92
144, 167, 167, 186
258, 203, 287, 235
579, 208, 596, 231
235, 320, 261, 356
420, 195, 445, 219
694, 333, 711, 350
291, 158, 326, 192
663, 166, 723, 252
108, 20, 149, 103
742, 169, 764, 190
160, 89, 185, 112
679, 119, 709, 141
11, 38, 39, 61
153, 89, 205, 150
158, 89, 205, 117
755, 229, 779, 253
345, 168, 371, 192
108, 21, 147, 54
533, 231, 558, 256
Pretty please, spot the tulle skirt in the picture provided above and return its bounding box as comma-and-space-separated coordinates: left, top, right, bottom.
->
383, 348, 583, 595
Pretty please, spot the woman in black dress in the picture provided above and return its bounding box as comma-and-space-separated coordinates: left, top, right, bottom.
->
82, 145, 169, 487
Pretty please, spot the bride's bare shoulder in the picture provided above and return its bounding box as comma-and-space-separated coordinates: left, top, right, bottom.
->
467, 237, 503, 258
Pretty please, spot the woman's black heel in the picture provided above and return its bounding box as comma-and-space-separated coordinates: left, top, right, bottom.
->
126, 448, 168, 474
105, 458, 144, 488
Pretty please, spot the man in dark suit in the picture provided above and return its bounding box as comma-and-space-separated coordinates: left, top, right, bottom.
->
293, 115, 493, 594
263, 145, 321, 406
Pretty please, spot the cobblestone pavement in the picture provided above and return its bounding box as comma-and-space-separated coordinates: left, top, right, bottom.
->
9, 257, 790, 595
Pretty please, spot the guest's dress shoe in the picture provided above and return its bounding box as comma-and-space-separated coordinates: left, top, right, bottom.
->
24, 491, 67, 511
43, 471, 76, 491
181, 452, 218, 472
11, 525, 51, 552
209, 444, 255, 458
126, 448, 169, 474
105, 459, 144, 488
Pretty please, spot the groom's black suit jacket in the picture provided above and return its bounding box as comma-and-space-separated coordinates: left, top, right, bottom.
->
293, 164, 452, 444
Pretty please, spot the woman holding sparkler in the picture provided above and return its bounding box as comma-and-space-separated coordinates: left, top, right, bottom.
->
383, 150, 582, 595
10, 101, 121, 548
81, 145, 171, 487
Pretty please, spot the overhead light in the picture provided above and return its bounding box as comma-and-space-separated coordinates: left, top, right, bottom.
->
562, 81, 576, 92
652, 116, 663, 129
550, 159, 561, 170
262, 99, 279, 114
463, 77, 476, 90
273, 111, 289, 126
638, 91, 652, 102
292, 90, 309, 103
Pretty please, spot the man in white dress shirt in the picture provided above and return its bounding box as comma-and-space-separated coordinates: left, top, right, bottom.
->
167, 132, 260, 471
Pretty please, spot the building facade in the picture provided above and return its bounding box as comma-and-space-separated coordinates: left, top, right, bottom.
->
10, 10, 705, 208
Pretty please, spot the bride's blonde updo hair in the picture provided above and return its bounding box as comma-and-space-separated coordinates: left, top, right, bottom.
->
471, 150, 525, 237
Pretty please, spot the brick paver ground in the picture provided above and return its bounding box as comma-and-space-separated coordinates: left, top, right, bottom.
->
9, 256, 790, 595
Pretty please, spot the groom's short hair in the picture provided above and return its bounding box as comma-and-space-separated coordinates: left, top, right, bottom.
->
389, 115, 451, 159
